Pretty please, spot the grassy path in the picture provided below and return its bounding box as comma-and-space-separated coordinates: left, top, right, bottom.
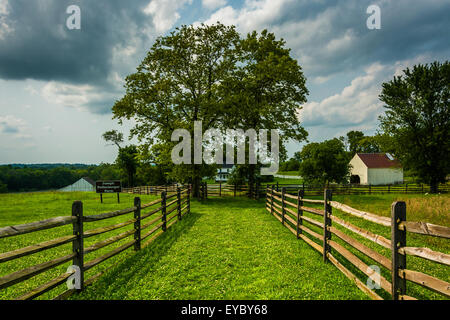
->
72, 197, 368, 300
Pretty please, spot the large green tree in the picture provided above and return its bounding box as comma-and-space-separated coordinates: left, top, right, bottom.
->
379, 61, 449, 193
221, 29, 308, 187
112, 23, 240, 197
116, 145, 139, 188
112, 24, 308, 197
299, 138, 350, 187
102, 129, 139, 187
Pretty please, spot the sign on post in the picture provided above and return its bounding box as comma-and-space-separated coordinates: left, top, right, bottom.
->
96, 180, 122, 203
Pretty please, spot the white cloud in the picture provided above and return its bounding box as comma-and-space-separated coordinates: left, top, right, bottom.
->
202, 0, 227, 11
41, 80, 123, 114
0, 0, 9, 15
0, 0, 13, 40
298, 62, 387, 130
204, 0, 288, 32
143, 0, 192, 33
201, 0, 357, 77
41, 82, 104, 110
25, 85, 39, 96
298, 54, 434, 134
0, 115, 25, 132
313, 76, 331, 84
0, 114, 31, 139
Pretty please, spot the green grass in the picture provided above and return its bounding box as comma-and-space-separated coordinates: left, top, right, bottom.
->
70, 197, 368, 300
0, 192, 448, 300
0, 192, 368, 300
273, 177, 303, 184
287, 193, 449, 300
0, 191, 160, 300
276, 171, 301, 176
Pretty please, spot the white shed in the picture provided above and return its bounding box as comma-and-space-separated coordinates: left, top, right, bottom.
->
59, 177, 95, 192
349, 153, 403, 185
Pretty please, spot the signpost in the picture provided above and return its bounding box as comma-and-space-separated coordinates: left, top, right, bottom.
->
96, 180, 122, 203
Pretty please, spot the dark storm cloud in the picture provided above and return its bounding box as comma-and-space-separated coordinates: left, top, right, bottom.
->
0, 0, 152, 84
272, 0, 450, 78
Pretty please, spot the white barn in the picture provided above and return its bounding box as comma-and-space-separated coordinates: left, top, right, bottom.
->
349, 153, 403, 185
59, 177, 95, 192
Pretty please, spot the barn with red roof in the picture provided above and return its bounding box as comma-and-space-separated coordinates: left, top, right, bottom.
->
349, 153, 403, 185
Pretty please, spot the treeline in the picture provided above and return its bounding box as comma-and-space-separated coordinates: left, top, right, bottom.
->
0, 163, 168, 193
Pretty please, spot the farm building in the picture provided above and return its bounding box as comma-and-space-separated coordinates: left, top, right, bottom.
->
215, 163, 235, 182
349, 153, 403, 185
59, 177, 95, 192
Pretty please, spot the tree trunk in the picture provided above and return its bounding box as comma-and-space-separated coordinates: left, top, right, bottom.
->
248, 164, 256, 198
429, 177, 438, 194
128, 170, 134, 188
192, 164, 201, 198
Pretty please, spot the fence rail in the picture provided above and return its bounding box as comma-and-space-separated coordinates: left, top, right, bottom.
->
265, 185, 450, 300
261, 182, 450, 197
122, 184, 179, 195
195, 182, 450, 201
0, 186, 191, 300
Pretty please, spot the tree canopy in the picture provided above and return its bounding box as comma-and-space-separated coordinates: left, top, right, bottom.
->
112, 23, 309, 196
298, 138, 350, 186
379, 61, 449, 193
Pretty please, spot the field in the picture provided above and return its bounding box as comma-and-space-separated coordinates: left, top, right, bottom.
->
0, 191, 448, 300
285, 192, 449, 300
0, 191, 159, 300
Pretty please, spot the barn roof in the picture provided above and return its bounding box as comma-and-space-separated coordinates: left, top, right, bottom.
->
82, 177, 95, 186
356, 153, 402, 169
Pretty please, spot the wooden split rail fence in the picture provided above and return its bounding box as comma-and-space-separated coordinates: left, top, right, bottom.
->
262, 182, 450, 196
0, 186, 190, 300
265, 185, 450, 300
201, 182, 251, 199
122, 184, 179, 196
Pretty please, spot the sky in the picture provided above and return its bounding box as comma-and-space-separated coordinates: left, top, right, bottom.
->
0, 0, 449, 164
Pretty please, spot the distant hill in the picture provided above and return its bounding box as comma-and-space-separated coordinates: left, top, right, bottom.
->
0, 163, 97, 169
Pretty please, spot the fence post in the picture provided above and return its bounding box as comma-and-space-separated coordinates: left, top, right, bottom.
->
323, 189, 332, 263
72, 201, 84, 291
202, 182, 205, 200
369, 184, 371, 195
297, 190, 304, 239
270, 185, 274, 215
219, 181, 222, 197
187, 186, 191, 214
276, 182, 279, 192
391, 201, 406, 300
205, 182, 208, 199
177, 187, 182, 220
234, 184, 237, 197
161, 191, 167, 232
256, 181, 260, 200
405, 183, 408, 194
281, 187, 286, 225
134, 197, 141, 251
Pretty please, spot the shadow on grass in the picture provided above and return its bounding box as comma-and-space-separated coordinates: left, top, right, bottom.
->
72, 210, 202, 299
196, 197, 266, 210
